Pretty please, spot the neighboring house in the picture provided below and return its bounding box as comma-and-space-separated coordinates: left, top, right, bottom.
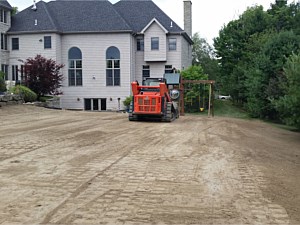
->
1, 0, 192, 110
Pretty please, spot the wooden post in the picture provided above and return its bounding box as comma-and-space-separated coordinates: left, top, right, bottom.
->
180, 77, 185, 116
211, 83, 214, 117
208, 83, 212, 117
182, 80, 215, 117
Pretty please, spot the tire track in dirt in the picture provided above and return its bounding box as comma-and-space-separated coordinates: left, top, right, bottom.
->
39, 124, 156, 224
236, 160, 289, 224
43, 128, 172, 224
0, 106, 299, 224
214, 119, 290, 224
197, 119, 291, 224
0, 115, 126, 162
41, 148, 131, 224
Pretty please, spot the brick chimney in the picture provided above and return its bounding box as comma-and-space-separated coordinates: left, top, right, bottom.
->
184, 0, 192, 38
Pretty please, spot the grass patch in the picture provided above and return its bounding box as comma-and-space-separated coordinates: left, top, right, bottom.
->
213, 99, 250, 119
264, 120, 300, 132
186, 99, 249, 119
186, 100, 299, 131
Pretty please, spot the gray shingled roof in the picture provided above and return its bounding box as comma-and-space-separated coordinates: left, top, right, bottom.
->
9, 1, 57, 33
0, 0, 13, 10
113, 0, 183, 33
9, 0, 131, 33
8, 0, 188, 40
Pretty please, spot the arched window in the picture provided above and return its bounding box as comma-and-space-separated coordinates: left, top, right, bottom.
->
106, 46, 120, 86
68, 47, 82, 86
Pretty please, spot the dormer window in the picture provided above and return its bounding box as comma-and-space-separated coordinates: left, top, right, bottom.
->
0, 9, 7, 24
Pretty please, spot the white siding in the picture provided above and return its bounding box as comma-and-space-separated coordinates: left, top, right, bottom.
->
0, 51, 9, 65
9, 33, 59, 62
135, 51, 144, 83
8, 33, 60, 82
166, 35, 182, 71
4, 29, 191, 110
144, 22, 167, 62
54, 34, 62, 64
130, 35, 135, 83
60, 33, 132, 110
134, 34, 184, 84
181, 36, 192, 70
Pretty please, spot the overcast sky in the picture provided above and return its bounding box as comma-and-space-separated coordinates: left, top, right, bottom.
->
7, 0, 295, 45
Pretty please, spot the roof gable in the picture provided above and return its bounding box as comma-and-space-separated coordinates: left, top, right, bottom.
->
141, 18, 168, 34
113, 0, 183, 33
0, 1, 12, 10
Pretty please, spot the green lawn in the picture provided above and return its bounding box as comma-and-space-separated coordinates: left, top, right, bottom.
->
212, 99, 250, 119
186, 99, 249, 119
186, 100, 299, 131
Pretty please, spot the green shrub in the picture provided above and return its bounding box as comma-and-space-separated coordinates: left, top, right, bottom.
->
123, 96, 132, 107
0, 71, 6, 92
10, 85, 37, 102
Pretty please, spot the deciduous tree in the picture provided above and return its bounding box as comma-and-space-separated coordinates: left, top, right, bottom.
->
192, 33, 220, 81
24, 55, 64, 98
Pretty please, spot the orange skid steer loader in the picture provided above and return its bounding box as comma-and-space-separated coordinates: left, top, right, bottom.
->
128, 78, 180, 122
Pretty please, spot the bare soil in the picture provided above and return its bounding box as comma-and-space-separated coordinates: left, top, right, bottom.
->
0, 105, 299, 225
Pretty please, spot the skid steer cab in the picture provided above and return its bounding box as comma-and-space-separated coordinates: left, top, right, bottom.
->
128, 77, 180, 122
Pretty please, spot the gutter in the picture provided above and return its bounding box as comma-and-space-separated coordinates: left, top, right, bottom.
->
133, 30, 193, 45
7, 30, 133, 35
0, 4, 13, 11
168, 32, 193, 45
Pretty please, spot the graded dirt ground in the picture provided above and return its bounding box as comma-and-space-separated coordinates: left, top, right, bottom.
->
0, 105, 299, 225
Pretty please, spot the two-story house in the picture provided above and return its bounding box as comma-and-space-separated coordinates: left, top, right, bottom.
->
1, 0, 192, 110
